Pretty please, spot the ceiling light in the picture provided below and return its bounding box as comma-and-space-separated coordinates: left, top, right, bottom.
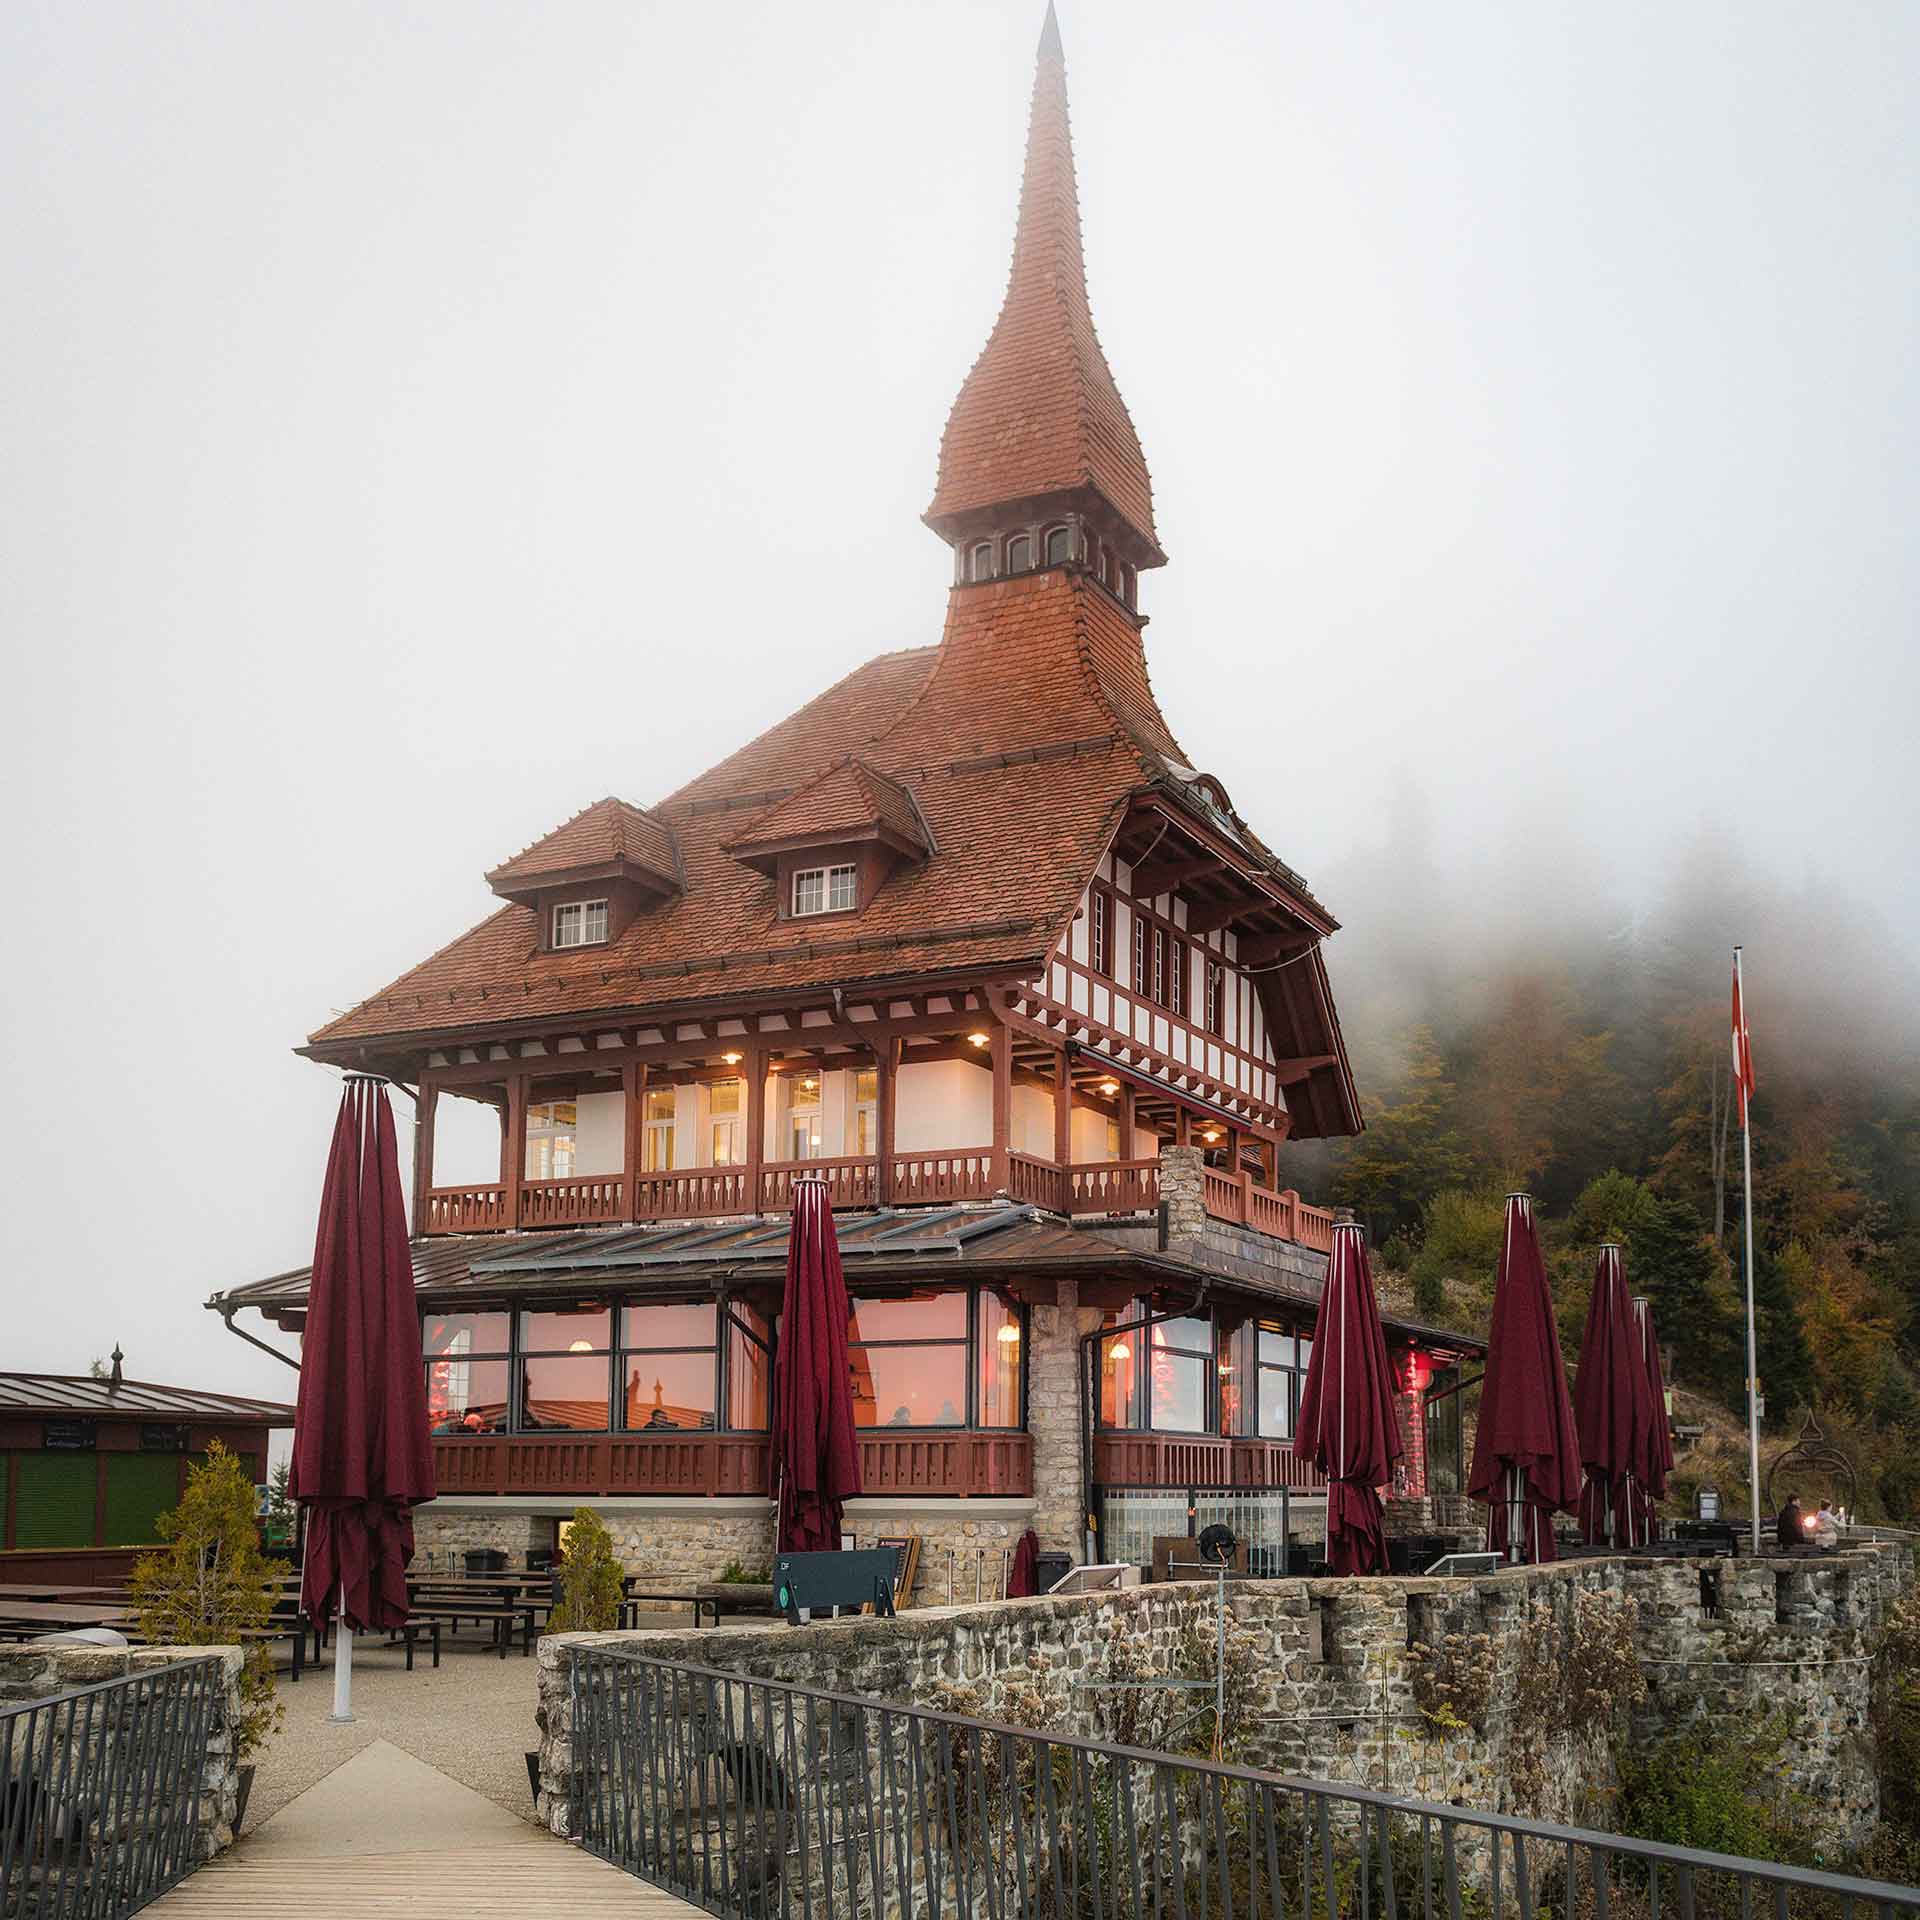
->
997, 1323, 1021, 1345
1108, 1341, 1130, 1362
721, 1051, 743, 1065
967, 1031, 990, 1048
801, 1076, 818, 1091
1203, 1128, 1222, 1143
1099, 1080, 1119, 1097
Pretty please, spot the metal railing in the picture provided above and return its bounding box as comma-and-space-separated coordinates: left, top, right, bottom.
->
2, 1655, 222, 1919
568, 1647, 1920, 1920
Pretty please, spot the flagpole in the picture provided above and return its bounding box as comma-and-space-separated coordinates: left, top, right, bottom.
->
1736, 947, 1762, 1557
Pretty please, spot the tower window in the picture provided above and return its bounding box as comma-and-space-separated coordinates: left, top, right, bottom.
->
552, 899, 610, 949
1007, 533, 1033, 572
793, 864, 858, 916
1089, 888, 1111, 978
1121, 564, 1137, 608
1044, 524, 1072, 566
968, 541, 994, 582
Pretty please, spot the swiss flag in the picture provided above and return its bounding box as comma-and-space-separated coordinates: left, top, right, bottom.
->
1731, 953, 1757, 1124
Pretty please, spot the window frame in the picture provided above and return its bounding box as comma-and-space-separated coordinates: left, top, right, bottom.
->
967, 540, 994, 583
1006, 532, 1034, 573
845, 1284, 1026, 1433
1044, 523, 1072, 566
1089, 886, 1111, 979
1096, 1299, 1218, 1437
514, 1303, 616, 1435
792, 863, 858, 918
551, 898, 610, 950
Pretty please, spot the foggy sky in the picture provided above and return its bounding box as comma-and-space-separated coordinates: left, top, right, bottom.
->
4, 1, 1915, 1405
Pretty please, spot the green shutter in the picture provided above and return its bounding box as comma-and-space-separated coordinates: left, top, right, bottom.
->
102, 1454, 182, 1547
12, 1452, 99, 1548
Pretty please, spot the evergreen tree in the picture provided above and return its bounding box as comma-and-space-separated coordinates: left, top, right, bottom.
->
1627, 1199, 1736, 1402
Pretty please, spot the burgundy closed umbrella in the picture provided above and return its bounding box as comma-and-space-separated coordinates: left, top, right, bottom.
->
1295, 1222, 1403, 1575
771, 1178, 862, 1553
292, 1078, 434, 1721
1631, 1295, 1675, 1543
1574, 1245, 1652, 1547
1468, 1194, 1581, 1564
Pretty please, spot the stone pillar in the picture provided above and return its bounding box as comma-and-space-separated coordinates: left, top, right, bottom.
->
1026, 1282, 1099, 1563
1159, 1144, 1206, 1240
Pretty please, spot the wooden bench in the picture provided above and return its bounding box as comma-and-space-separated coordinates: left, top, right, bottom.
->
691, 1583, 779, 1629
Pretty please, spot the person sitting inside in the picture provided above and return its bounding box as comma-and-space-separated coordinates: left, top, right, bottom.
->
1775, 1491, 1805, 1548
1813, 1498, 1841, 1549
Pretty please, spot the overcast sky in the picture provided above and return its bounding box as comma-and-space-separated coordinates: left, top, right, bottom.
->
4, 1, 1915, 1405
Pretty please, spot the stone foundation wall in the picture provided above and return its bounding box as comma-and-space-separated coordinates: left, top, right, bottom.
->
537, 1542, 1910, 1849
0, 1642, 245, 1863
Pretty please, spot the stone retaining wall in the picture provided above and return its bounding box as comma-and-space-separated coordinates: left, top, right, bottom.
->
537, 1542, 1910, 1849
0, 1641, 246, 1862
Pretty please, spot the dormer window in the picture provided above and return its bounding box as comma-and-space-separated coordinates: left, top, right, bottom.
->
552, 899, 610, 949
792, 864, 857, 916
967, 540, 994, 582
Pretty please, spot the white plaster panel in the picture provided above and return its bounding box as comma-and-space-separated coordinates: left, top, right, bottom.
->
574, 1090, 624, 1175
895, 1059, 992, 1152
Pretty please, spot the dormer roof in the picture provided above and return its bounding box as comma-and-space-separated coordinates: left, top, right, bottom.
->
924, 5, 1162, 565
485, 796, 680, 903
722, 758, 933, 875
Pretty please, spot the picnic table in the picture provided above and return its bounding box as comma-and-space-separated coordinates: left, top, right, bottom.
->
0, 1602, 133, 1641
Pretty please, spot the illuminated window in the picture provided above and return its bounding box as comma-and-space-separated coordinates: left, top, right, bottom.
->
422, 1312, 510, 1436
786, 1072, 823, 1160
1097, 1302, 1218, 1434
552, 899, 609, 949
792, 864, 857, 916
518, 1305, 612, 1433
619, 1302, 717, 1433
524, 1101, 577, 1181
642, 1086, 675, 1171
708, 1077, 745, 1166
853, 1067, 878, 1156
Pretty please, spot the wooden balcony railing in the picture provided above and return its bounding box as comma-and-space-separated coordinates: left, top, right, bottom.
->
430, 1430, 1028, 1498
423, 1151, 1336, 1252
1091, 1432, 1327, 1493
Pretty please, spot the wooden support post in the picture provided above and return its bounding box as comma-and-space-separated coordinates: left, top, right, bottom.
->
745, 1048, 768, 1213
622, 1061, 648, 1223
990, 1024, 1012, 1193
1176, 1107, 1191, 1148
877, 1037, 900, 1205
412, 1074, 439, 1231
1118, 1083, 1136, 1158
1053, 1048, 1073, 1169
502, 1073, 527, 1229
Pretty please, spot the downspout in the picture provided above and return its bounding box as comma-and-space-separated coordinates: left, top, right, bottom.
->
1076, 1276, 1212, 1567
214, 1301, 303, 1373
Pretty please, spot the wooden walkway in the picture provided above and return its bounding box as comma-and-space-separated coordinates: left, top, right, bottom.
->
150, 1737, 694, 1916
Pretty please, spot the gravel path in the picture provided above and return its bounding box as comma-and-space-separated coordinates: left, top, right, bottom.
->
244, 1633, 543, 1834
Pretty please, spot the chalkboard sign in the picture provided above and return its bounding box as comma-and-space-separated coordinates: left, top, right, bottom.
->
43, 1420, 96, 1450
141, 1424, 188, 1452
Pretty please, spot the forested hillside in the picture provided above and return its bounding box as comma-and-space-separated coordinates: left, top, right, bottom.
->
1290, 812, 1920, 1522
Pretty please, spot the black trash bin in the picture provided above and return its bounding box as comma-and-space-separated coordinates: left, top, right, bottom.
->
1034, 1552, 1073, 1593
465, 1548, 508, 1574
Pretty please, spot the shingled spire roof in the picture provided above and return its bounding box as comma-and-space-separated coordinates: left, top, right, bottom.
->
924, 5, 1162, 565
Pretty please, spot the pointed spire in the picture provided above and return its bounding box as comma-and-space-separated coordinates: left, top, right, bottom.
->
925, 4, 1162, 564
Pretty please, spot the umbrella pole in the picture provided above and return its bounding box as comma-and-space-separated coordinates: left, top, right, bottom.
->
330, 1583, 355, 1723
1506, 1466, 1523, 1565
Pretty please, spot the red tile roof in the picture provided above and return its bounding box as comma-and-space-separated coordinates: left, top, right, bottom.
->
723, 758, 932, 864
486, 796, 680, 895
924, 8, 1160, 560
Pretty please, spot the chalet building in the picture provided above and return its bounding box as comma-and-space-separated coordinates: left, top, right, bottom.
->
210, 10, 1479, 1594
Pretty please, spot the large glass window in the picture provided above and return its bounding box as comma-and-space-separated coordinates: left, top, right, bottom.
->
518, 1305, 612, 1432
620, 1302, 716, 1431
642, 1086, 675, 1171
727, 1304, 772, 1430
853, 1068, 878, 1156
424, 1311, 511, 1435
525, 1101, 577, 1180
1098, 1300, 1144, 1428
842, 1288, 1022, 1430
786, 1072, 824, 1160
1424, 1365, 1463, 1495
708, 1078, 745, 1166
1147, 1316, 1211, 1432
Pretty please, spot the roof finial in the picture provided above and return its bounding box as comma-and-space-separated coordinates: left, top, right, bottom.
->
1038, 2, 1063, 63
108, 1344, 124, 1391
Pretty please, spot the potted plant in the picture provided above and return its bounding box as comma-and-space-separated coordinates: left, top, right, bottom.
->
130, 1440, 286, 1831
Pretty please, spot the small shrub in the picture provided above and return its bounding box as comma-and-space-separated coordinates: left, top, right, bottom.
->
550, 1509, 625, 1633
1869, 1588, 1920, 1845
717, 1560, 771, 1584
1407, 1628, 1496, 1735
1615, 1721, 1811, 1865
129, 1441, 285, 1762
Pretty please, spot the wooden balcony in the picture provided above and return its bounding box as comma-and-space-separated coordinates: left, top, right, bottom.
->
422, 1151, 1337, 1250
1092, 1432, 1327, 1493
429, 1429, 1029, 1499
